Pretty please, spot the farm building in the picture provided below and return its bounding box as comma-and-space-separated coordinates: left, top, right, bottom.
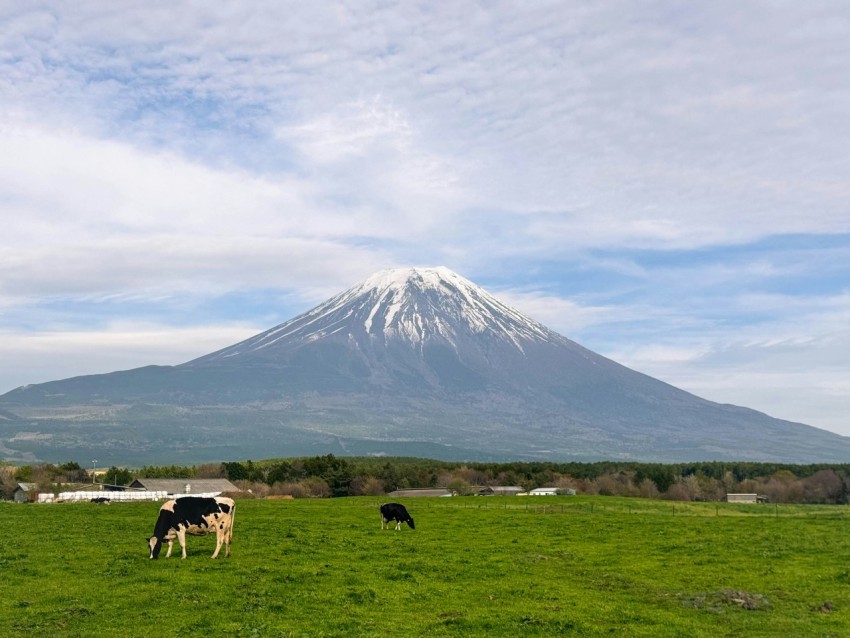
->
127, 478, 238, 497
387, 488, 453, 498
477, 486, 524, 496
725, 493, 767, 503
13, 482, 36, 503
528, 487, 560, 496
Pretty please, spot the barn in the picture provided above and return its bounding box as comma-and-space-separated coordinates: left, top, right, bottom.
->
725, 493, 767, 504
528, 487, 560, 496
12, 482, 36, 503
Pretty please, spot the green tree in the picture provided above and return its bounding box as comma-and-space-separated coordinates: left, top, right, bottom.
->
14, 465, 33, 482
223, 461, 248, 482
103, 466, 133, 486
267, 461, 295, 485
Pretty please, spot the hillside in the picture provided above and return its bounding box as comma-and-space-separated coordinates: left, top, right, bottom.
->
1, 267, 847, 464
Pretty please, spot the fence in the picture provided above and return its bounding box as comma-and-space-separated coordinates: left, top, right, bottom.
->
406, 496, 850, 519
35, 490, 227, 503
37, 490, 169, 503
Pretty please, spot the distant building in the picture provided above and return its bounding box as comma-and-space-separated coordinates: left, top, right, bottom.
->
528, 487, 560, 496
524, 487, 576, 496
725, 493, 767, 504
127, 478, 238, 497
39, 488, 167, 503
387, 488, 453, 498
13, 482, 37, 503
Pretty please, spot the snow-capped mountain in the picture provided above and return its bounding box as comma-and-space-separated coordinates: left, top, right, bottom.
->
199, 267, 559, 359
185, 266, 579, 397
182, 267, 615, 402
1, 267, 849, 465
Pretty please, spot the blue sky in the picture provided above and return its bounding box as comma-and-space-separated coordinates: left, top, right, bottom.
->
1, 1, 849, 435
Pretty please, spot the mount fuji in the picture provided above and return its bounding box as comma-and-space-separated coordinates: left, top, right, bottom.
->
1, 266, 848, 464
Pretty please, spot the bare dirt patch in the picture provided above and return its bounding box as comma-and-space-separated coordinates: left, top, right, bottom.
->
683, 589, 771, 612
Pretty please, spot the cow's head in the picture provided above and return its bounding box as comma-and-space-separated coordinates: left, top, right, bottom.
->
147, 536, 163, 559
406, 516, 415, 529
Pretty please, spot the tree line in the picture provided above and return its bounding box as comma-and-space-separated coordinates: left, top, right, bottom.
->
4, 456, 850, 504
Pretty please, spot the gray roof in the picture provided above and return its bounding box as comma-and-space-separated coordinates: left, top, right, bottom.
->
14, 482, 36, 492
128, 478, 238, 494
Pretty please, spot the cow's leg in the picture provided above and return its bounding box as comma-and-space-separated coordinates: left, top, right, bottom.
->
210, 523, 224, 559
395, 520, 401, 531
165, 539, 173, 558
225, 507, 235, 553
218, 521, 230, 557
176, 527, 188, 559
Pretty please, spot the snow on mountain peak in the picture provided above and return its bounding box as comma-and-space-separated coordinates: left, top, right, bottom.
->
199, 267, 564, 360
339, 266, 558, 349
358, 266, 461, 293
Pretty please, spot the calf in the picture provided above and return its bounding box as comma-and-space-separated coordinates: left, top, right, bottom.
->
148, 496, 235, 559
380, 502, 415, 530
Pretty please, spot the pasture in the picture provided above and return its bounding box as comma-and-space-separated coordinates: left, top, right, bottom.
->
2, 496, 850, 637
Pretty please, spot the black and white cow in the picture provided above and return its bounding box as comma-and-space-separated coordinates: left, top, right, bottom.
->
147, 496, 235, 559
380, 502, 415, 530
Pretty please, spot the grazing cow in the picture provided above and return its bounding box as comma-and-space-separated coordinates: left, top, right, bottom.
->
380, 502, 415, 530
148, 496, 235, 559
90, 497, 110, 504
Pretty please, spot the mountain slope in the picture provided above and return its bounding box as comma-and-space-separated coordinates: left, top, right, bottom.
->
1, 267, 847, 464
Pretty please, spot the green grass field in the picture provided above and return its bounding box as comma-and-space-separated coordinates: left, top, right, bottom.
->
2, 496, 849, 637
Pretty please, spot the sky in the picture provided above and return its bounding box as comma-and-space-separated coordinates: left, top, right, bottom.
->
1, 2, 849, 436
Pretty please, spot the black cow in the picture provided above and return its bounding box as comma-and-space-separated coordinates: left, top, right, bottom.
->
147, 496, 235, 559
380, 502, 415, 530
90, 497, 110, 504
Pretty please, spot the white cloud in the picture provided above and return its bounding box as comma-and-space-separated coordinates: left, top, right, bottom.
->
1, 1, 849, 441
281, 97, 413, 165
0, 323, 260, 391
496, 289, 616, 335
0, 120, 421, 300
597, 299, 850, 435
636, 366, 850, 437
3, 3, 848, 255
278, 97, 471, 232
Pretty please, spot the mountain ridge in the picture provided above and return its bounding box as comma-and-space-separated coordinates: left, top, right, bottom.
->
1, 266, 847, 465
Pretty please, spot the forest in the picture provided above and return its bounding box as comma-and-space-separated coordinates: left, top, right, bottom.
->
5, 455, 850, 505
